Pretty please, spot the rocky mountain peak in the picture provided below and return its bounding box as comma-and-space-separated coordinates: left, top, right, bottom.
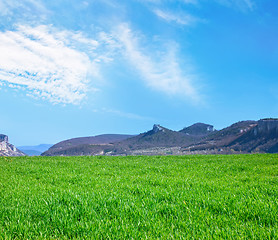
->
0, 134, 8, 142
0, 134, 25, 156
152, 124, 165, 133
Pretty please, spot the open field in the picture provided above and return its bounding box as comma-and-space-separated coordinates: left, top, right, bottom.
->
0, 154, 277, 239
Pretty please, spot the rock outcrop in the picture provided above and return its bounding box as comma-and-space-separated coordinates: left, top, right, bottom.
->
0, 134, 25, 156
182, 119, 278, 154
253, 119, 278, 137
226, 119, 278, 153
152, 124, 165, 133
0, 134, 8, 142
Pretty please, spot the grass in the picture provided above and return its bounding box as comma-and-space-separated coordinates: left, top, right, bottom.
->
0, 154, 277, 239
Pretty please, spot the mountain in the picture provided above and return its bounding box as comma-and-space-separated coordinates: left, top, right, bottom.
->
0, 134, 25, 156
20, 150, 42, 156
181, 119, 278, 154
41, 119, 278, 156
227, 119, 278, 153
42, 124, 209, 156
17, 144, 53, 156
42, 134, 134, 156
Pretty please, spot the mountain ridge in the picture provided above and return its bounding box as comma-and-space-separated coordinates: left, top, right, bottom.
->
42, 119, 278, 156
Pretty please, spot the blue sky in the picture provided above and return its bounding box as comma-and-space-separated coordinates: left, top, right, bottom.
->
0, 0, 277, 146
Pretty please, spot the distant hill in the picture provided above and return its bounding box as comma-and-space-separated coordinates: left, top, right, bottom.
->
42, 134, 134, 156
17, 144, 53, 156
0, 134, 25, 156
41, 119, 278, 156
21, 150, 42, 156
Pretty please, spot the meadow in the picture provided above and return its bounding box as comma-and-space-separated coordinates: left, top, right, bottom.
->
0, 154, 277, 239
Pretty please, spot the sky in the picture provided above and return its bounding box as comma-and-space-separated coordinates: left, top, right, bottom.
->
0, 0, 278, 146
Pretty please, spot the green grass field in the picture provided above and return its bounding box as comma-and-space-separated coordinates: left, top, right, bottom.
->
0, 154, 277, 239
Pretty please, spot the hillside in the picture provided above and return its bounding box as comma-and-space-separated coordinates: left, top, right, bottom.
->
227, 119, 278, 153
182, 119, 278, 154
42, 134, 134, 156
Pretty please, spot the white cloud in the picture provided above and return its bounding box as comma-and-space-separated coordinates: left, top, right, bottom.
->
113, 24, 200, 103
0, 25, 111, 104
153, 9, 199, 25
0, 18, 203, 105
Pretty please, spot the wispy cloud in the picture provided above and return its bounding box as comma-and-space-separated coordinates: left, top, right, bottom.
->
0, 0, 49, 18
153, 9, 199, 25
101, 108, 153, 121
138, 0, 197, 4
0, 23, 202, 105
113, 24, 201, 103
238, 0, 255, 11
215, 0, 255, 11
0, 25, 113, 104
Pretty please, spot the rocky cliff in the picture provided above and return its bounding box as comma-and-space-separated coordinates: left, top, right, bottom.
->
182, 119, 278, 154
226, 119, 278, 153
0, 134, 25, 156
253, 119, 278, 137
